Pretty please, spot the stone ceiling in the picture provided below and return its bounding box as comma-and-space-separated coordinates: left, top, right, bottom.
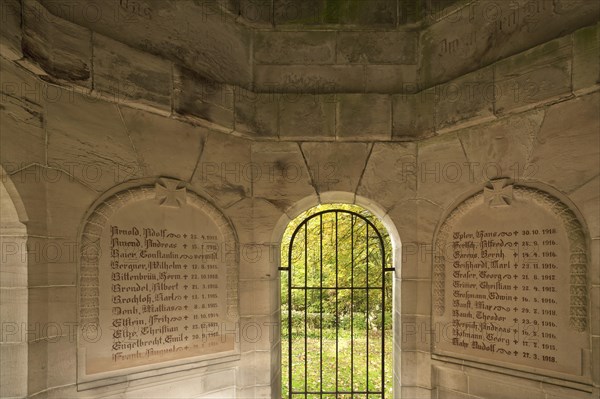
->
16, 0, 595, 90
1, 0, 598, 141
27, 0, 462, 86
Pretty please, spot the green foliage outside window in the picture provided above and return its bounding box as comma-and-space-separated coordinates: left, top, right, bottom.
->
281, 203, 394, 398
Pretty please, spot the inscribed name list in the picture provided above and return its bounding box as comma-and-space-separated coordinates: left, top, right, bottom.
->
433, 193, 586, 376
85, 196, 234, 374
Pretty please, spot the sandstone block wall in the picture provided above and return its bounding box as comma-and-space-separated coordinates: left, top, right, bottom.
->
0, 1, 598, 398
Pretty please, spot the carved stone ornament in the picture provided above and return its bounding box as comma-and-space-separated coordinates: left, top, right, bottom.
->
78, 178, 239, 379
431, 179, 590, 377
433, 179, 588, 332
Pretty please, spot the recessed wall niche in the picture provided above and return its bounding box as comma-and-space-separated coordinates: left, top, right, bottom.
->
432, 179, 590, 379
77, 178, 239, 387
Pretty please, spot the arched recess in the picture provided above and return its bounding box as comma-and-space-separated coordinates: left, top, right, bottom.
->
76, 177, 240, 387
269, 192, 402, 398
0, 170, 29, 398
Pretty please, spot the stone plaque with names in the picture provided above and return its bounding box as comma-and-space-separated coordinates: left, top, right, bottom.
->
432, 179, 589, 377
78, 178, 238, 380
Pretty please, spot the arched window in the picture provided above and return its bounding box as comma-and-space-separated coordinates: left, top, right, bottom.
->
280, 204, 394, 398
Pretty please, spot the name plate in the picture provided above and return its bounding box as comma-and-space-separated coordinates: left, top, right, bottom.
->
79, 179, 238, 380
433, 180, 588, 377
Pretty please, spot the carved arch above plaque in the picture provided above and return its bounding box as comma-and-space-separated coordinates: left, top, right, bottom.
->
433, 179, 588, 329
78, 178, 239, 384
432, 179, 589, 377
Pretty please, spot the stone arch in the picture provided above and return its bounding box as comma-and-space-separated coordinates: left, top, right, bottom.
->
432, 180, 589, 331
0, 172, 29, 398
271, 192, 402, 276
0, 165, 29, 225
431, 179, 591, 379
270, 191, 402, 398
77, 177, 240, 385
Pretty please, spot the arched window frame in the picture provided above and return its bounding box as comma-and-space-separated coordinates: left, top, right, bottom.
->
269, 193, 402, 399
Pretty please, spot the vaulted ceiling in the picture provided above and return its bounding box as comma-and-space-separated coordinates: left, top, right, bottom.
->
11, 0, 597, 91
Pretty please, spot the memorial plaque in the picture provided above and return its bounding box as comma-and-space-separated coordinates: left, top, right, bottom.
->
78, 178, 238, 381
433, 179, 589, 376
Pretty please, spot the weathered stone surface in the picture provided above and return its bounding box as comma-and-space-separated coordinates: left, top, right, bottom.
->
543, 382, 600, 399
38, 0, 252, 86
301, 142, 370, 193
337, 31, 418, 64
240, 280, 271, 318
119, 106, 207, 182
386, 201, 418, 271
28, 284, 52, 328
0, 234, 27, 288
468, 375, 545, 399
435, 66, 495, 131
255, 31, 336, 64
27, 339, 48, 393
401, 279, 431, 316
239, 244, 278, 280
4, 165, 47, 237
274, 0, 397, 26
419, 0, 600, 87
274, 0, 322, 25
1, 3, 599, 396
47, 339, 75, 387
573, 23, 600, 93
0, 79, 46, 171
457, 109, 545, 183
337, 94, 391, 140
252, 199, 286, 244
80, 181, 238, 380
225, 0, 273, 25
416, 132, 475, 209
174, 66, 234, 129
253, 65, 364, 93
47, 285, 76, 327
21, 0, 91, 86
225, 198, 254, 243
590, 288, 600, 337
570, 176, 599, 242
191, 132, 252, 208
416, 198, 444, 245
0, 57, 49, 105
251, 142, 316, 213
46, 90, 142, 191
594, 338, 600, 388
356, 143, 416, 211
494, 37, 572, 114
238, 315, 276, 352
45, 170, 96, 240
592, 239, 600, 288
399, 385, 433, 399
398, 314, 433, 352
0, 343, 27, 397
434, 366, 468, 393
434, 181, 591, 376
392, 89, 436, 139
528, 92, 599, 193
0, 287, 27, 338
93, 33, 171, 111
365, 65, 418, 93
0, 0, 22, 60
234, 89, 279, 138
279, 94, 335, 139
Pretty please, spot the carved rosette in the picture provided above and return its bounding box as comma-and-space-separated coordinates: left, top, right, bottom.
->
79, 178, 239, 327
432, 180, 588, 332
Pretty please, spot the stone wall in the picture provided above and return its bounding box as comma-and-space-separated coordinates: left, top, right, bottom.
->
0, 1, 598, 398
